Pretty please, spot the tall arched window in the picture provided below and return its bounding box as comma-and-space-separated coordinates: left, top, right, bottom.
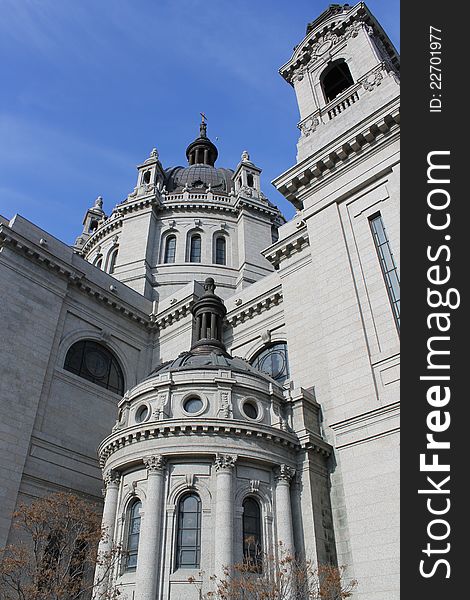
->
189, 234, 202, 263
242, 497, 262, 568
64, 340, 124, 395
175, 493, 201, 569
250, 342, 290, 384
214, 236, 226, 265
164, 235, 177, 264
321, 59, 354, 102
125, 500, 142, 570
108, 248, 119, 274
94, 255, 103, 269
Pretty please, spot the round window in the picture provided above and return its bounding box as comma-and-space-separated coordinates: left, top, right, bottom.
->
183, 396, 203, 414
243, 401, 259, 420
135, 405, 149, 423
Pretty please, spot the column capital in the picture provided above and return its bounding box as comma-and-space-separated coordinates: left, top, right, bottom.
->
214, 453, 238, 472
143, 454, 167, 473
275, 464, 296, 484
103, 468, 121, 488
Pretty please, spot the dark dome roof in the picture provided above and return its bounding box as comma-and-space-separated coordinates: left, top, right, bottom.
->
164, 164, 234, 193
147, 350, 279, 386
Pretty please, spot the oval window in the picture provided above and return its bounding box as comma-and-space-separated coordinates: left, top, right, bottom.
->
135, 405, 149, 423
243, 401, 258, 420
183, 396, 203, 414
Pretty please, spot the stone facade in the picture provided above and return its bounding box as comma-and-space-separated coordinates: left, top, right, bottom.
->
0, 3, 399, 600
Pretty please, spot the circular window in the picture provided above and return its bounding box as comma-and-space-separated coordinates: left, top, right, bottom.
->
183, 396, 204, 414
135, 405, 149, 423
242, 401, 259, 420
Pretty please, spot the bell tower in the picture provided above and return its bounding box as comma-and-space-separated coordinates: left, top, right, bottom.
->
280, 2, 400, 162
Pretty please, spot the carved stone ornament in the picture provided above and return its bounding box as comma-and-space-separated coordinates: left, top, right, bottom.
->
360, 67, 384, 92
144, 455, 166, 472
218, 391, 231, 418
103, 469, 121, 488
299, 117, 319, 137
214, 454, 238, 472
312, 31, 339, 57
250, 479, 260, 493
275, 464, 296, 483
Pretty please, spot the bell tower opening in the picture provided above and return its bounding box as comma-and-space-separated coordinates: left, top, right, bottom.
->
321, 59, 354, 102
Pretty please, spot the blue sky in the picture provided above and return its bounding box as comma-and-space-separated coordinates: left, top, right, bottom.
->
0, 0, 399, 245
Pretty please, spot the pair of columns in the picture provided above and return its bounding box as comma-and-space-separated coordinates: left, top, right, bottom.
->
93, 457, 166, 600
95, 455, 296, 600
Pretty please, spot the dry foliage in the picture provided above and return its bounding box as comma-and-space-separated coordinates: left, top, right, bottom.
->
189, 544, 357, 600
0, 492, 121, 600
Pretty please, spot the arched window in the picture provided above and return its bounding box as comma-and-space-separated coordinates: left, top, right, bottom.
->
250, 342, 290, 384
64, 340, 124, 395
242, 497, 262, 569
189, 234, 202, 263
108, 248, 118, 274
321, 59, 354, 102
214, 236, 226, 265
164, 235, 177, 264
175, 493, 201, 569
125, 500, 142, 570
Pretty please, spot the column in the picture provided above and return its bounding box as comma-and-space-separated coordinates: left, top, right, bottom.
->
135, 455, 167, 600
213, 454, 237, 576
201, 313, 208, 339
93, 469, 121, 598
210, 313, 217, 339
275, 464, 296, 555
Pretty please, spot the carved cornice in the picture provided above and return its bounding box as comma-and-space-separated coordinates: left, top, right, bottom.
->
280, 4, 399, 85
98, 419, 300, 467
262, 227, 309, 269
149, 298, 194, 331
226, 286, 283, 327
273, 103, 400, 207
0, 225, 151, 327
79, 217, 123, 256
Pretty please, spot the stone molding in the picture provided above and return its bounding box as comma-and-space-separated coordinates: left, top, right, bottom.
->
226, 287, 283, 327
280, 4, 399, 84
98, 420, 299, 468
0, 225, 150, 327
273, 102, 400, 207
262, 227, 309, 269
213, 454, 238, 472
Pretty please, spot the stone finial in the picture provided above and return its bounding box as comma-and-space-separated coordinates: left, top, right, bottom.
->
241, 150, 250, 162
214, 454, 238, 472
103, 469, 121, 488
144, 454, 166, 472
150, 147, 159, 159
94, 196, 104, 209
275, 464, 296, 483
203, 277, 216, 294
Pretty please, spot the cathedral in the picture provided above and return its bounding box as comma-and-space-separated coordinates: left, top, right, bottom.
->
0, 3, 400, 600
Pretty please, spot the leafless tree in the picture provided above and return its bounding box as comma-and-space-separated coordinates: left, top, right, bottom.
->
0, 492, 121, 600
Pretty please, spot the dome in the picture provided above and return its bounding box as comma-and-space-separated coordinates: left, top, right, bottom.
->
163, 119, 234, 194
164, 164, 234, 193
147, 350, 279, 385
